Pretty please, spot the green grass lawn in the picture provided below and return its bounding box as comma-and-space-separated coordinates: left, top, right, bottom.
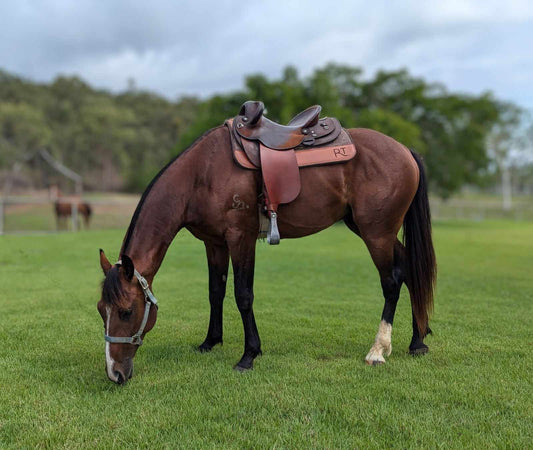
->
0, 220, 531, 448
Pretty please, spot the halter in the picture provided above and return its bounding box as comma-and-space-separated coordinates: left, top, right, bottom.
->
104, 261, 159, 346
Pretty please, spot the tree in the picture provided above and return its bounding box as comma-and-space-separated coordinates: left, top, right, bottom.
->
486, 103, 523, 209
0, 102, 51, 166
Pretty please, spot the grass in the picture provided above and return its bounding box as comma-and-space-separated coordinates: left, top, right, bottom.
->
0, 220, 532, 448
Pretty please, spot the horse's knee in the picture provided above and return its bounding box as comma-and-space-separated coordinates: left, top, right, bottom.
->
209, 285, 226, 305
235, 289, 254, 312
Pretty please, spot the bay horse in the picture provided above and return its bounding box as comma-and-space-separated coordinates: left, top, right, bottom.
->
97, 122, 436, 385
55, 201, 92, 230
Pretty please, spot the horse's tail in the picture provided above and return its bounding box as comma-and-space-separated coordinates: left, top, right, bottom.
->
403, 151, 436, 336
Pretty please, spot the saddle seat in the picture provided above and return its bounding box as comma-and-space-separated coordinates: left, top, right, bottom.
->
227, 100, 356, 245
236, 101, 323, 149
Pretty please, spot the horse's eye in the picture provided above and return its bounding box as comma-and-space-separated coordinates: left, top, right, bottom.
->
118, 309, 133, 321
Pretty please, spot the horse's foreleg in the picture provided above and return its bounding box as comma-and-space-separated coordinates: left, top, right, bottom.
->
199, 243, 229, 352
364, 238, 405, 365
226, 231, 261, 371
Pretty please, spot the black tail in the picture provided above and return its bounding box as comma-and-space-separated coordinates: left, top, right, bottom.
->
403, 151, 436, 336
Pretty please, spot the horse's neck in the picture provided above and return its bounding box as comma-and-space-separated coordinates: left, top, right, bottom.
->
120, 148, 198, 279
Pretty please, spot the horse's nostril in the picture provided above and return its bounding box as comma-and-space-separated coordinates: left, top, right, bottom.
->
114, 371, 125, 385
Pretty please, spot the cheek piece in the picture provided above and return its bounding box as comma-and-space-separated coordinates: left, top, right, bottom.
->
104, 261, 159, 346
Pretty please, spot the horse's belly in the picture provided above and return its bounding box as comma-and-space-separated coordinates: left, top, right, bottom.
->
276, 165, 348, 238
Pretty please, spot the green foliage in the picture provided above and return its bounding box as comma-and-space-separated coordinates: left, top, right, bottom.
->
0, 102, 51, 166
0, 221, 531, 447
0, 65, 520, 197
175, 93, 247, 152
0, 73, 197, 191
357, 108, 424, 151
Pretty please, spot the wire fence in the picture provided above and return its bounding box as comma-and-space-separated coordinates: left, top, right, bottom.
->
0, 194, 532, 235
0, 195, 138, 235
430, 196, 533, 222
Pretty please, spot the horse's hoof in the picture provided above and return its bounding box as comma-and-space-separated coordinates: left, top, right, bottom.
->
198, 344, 212, 353
409, 346, 429, 356
365, 358, 385, 366
233, 364, 253, 372
198, 339, 222, 352
365, 347, 386, 365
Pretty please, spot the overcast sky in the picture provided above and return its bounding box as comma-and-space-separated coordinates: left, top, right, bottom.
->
1, 0, 532, 110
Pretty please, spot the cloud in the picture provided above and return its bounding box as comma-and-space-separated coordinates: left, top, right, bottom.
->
0, 0, 532, 108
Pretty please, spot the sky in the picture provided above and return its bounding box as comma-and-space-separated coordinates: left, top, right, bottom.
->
1, 0, 532, 110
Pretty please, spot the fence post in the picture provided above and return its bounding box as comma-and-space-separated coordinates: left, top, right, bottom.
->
71, 203, 78, 232
0, 199, 4, 235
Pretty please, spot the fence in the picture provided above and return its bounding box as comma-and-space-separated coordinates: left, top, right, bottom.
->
430, 196, 533, 222
0, 194, 532, 235
0, 196, 139, 235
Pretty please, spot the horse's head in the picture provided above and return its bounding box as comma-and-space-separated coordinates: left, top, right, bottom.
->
97, 250, 158, 385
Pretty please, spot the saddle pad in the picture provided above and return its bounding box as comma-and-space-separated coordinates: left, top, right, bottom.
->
226, 119, 357, 170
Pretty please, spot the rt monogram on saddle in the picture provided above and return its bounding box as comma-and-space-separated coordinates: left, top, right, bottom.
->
97, 100, 436, 384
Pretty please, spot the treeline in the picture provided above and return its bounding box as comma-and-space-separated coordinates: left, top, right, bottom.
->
0, 64, 526, 197
0, 69, 201, 191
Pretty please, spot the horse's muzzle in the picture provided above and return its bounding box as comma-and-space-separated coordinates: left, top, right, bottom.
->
107, 359, 133, 385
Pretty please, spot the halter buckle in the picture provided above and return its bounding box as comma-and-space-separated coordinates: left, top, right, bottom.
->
131, 335, 143, 346
138, 275, 149, 291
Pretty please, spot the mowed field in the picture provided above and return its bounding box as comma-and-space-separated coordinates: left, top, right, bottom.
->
0, 220, 531, 448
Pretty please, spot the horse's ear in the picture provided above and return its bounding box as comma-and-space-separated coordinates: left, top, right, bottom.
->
121, 254, 135, 281
99, 249, 112, 275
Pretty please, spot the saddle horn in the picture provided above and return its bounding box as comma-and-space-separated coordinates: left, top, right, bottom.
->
239, 101, 265, 126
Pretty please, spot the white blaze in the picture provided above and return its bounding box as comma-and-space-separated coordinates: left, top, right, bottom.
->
105, 306, 118, 382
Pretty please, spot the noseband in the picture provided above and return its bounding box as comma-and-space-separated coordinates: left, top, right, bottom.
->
104, 261, 159, 346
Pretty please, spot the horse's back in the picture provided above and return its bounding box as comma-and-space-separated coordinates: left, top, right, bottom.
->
348, 128, 419, 179
275, 128, 419, 236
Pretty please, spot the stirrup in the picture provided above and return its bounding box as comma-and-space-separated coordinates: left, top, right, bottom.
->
267, 212, 280, 245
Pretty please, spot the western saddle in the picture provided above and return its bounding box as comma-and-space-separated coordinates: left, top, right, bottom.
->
226, 100, 356, 244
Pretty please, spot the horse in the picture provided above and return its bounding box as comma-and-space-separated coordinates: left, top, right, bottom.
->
54, 201, 92, 230
97, 119, 436, 385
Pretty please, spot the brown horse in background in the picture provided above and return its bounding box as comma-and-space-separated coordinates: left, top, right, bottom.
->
97, 124, 436, 385
55, 201, 92, 230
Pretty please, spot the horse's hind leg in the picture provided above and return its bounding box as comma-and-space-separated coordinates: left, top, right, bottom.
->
409, 312, 430, 355
363, 236, 406, 365
199, 243, 229, 352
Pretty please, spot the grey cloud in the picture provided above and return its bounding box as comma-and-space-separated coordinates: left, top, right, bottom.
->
0, 0, 531, 109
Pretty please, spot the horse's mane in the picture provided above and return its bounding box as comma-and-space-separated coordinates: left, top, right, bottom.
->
121, 126, 222, 255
